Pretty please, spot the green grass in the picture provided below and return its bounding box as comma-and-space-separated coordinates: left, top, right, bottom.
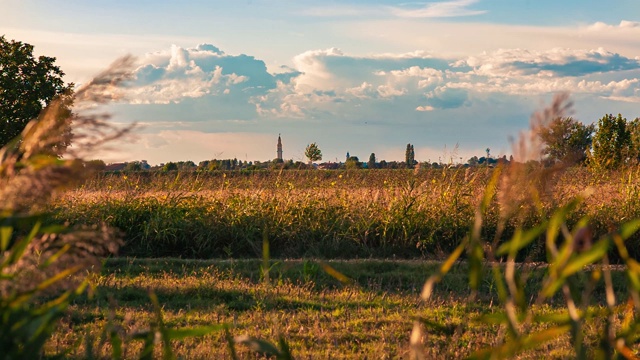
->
47, 258, 627, 359
50, 167, 640, 261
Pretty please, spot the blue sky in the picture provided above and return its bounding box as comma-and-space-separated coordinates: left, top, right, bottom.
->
2, 0, 640, 164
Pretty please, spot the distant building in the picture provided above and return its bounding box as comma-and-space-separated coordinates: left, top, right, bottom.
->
104, 162, 126, 171
318, 162, 340, 170
277, 134, 283, 161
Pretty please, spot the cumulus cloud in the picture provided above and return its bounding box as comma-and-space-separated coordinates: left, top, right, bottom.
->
465, 48, 640, 77
126, 43, 298, 104
424, 87, 469, 109
292, 48, 453, 91
116, 43, 640, 138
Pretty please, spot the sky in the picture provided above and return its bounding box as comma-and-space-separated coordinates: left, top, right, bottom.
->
2, 0, 640, 165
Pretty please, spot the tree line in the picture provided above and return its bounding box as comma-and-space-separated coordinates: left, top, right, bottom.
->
538, 114, 640, 170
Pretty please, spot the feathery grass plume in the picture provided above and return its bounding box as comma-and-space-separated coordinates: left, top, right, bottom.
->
497, 92, 574, 222
0, 56, 135, 356
414, 93, 582, 358
0, 55, 136, 213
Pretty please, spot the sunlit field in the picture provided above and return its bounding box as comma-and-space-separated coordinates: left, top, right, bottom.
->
48, 258, 628, 359
51, 167, 640, 261
37, 165, 640, 357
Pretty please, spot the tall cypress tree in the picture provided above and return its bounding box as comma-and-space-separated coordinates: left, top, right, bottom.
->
368, 153, 376, 169
405, 143, 415, 168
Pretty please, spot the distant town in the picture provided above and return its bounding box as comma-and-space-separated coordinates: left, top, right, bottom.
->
99, 134, 509, 172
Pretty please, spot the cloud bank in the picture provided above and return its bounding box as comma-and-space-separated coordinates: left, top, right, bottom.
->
125, 43, 640, 118
113, 34, 640, 162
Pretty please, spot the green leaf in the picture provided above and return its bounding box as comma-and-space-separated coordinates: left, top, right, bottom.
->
319, 262, 352, 285
479, 312, 508, 325
480, 167, 501, 213
42, 243, 71, 267
110, 329, 122, 360
468, 325, 571, 360
225, 326, 239, 360
543, 278, 566, 299
620, 219, 640, 240
560, 239, 609, 278
235, 335, 282, 357
414, 317, 456, 336
166, 325, 225, 340
468, 241, 484, 291
277, 336, 295, 360
497, 223, 547, 256
36, 266, 82, 292
441, 242, 465, 274
0, 225, 13, 251
6, 221, 41, 266
533, 312, 572, 324
422, 242, 465, 300
546, 199, 581, 260
262, 228, 270, 284
625, 259, 640, 291
40, 224, 67, 234
489, 265, 508, 303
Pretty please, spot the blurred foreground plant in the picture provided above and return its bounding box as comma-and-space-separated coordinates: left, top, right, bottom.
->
0, 52, 294, 359
0, 57, 136, 358
413, 93, 640, 359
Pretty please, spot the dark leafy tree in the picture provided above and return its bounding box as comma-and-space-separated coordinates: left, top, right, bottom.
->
162, 162, 178, 171
589, 113, 631, 170
305, 142, 322, 164
177, 160, 196, 170
538, 117, 594, 164
0, 36, 73, 148
345, 156, 361, 169
627, 117, 640, 163
124, 161, 142, 172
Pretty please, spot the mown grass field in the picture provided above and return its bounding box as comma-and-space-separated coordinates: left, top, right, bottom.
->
48, 258, 627, 359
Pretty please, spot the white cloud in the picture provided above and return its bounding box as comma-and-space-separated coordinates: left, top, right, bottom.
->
0, 27, 209, 83
587, 20, 640, 31
464, 48, 640, 77
125, 44, 285, 104
299, 0, 486, 19
250, 46, 640, 120
116, 43, 640, 129
297, 5, 385, 18
334, 20, 640, 60
346, 82, 377, 99
389, 0, 486, 18
292, 48, 346, 91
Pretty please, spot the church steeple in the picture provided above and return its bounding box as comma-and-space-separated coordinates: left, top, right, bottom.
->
277, 134, 283, 161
